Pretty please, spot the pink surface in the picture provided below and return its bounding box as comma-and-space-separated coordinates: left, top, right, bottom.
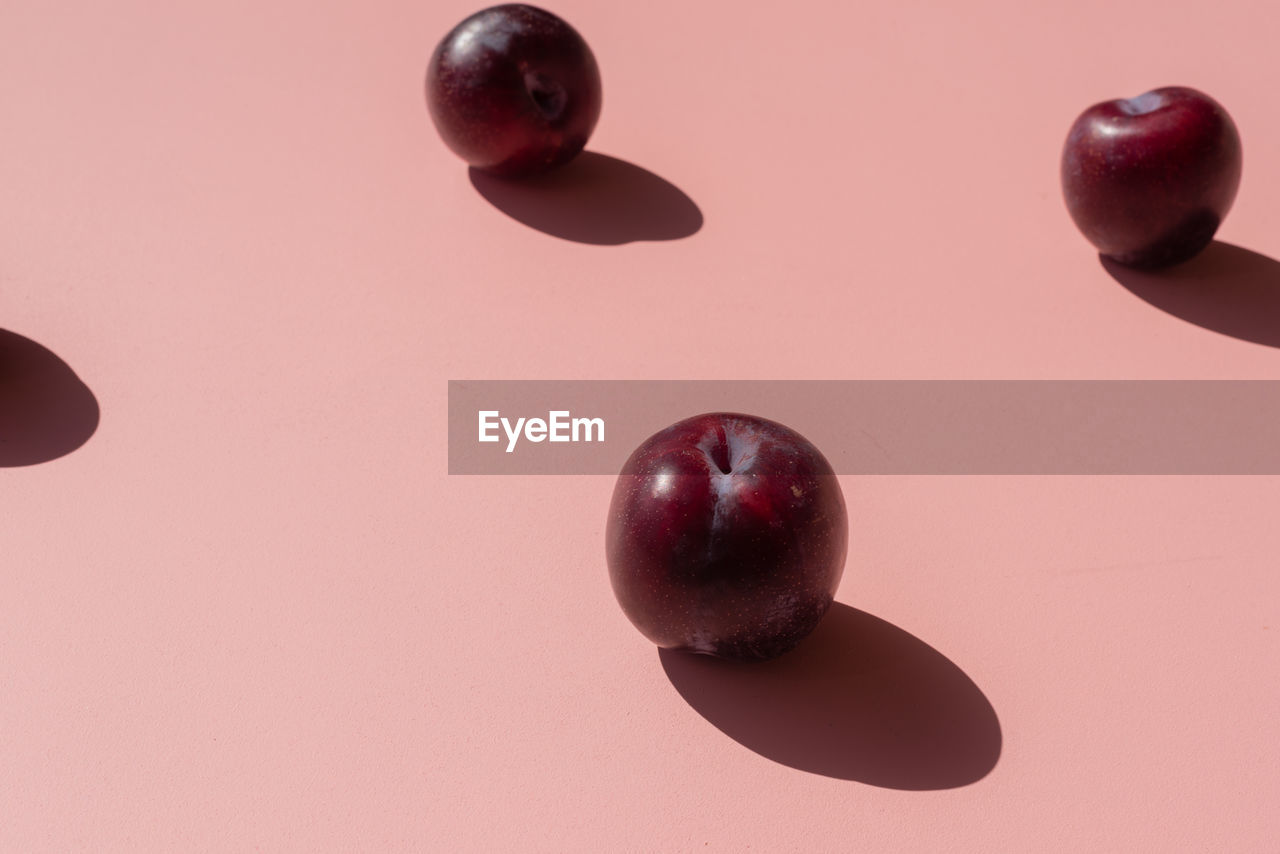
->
3, 0, 1279, 850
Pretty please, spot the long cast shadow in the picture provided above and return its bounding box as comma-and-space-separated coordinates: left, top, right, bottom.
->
1, 329, 100, 466
469, 151, 702, 245
660, 602, 1001, 789
1103, 241, 1280, 348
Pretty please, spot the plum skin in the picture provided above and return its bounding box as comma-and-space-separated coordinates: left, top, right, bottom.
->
426, 4, 602, 177
606, 413, 848, 662
1061, 86, 1242, 268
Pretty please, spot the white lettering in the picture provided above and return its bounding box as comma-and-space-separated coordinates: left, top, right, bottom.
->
478, 411, 500, 443
573, 416, 604, 442
481, 410, 605, 453
549, 410, 571, 442
503, 417, 525, 453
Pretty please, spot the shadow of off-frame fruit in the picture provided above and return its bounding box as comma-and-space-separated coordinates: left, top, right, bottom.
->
1, 329, 100, 466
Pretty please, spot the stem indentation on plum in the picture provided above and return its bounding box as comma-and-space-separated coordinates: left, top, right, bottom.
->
524, 71, 567, 120
1119, 91, 1164, 116
709, 424, 733, 474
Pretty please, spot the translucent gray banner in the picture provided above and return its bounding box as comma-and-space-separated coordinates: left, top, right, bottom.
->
448, 380, 1280, 474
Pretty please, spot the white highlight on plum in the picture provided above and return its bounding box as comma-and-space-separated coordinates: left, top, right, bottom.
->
477, 410, 605, 453
709, 470, 736, 536
454, 19, 512, 55
686, 627, 718, 655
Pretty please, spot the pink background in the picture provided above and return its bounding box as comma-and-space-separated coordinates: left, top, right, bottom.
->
3, 0, 1279, 850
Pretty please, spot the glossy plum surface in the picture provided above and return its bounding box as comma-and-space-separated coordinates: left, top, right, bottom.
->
426, 4, 602, 177
606, 413, 848, 662
1061, 86, 1241, 268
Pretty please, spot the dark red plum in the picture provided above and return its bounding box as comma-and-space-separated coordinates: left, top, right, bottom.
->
1061, 86, 1242, 268
606, 414, 848, 662
426, 4, 602, 177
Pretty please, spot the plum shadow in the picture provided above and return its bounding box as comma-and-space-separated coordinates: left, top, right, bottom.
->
660, 603, 1001, 789
468, 152, 702, 245
1, 329, 100, 466
1102, 241, 1280, 348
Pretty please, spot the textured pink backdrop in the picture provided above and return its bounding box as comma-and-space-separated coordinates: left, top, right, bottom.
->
3, 0, 1279, 850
